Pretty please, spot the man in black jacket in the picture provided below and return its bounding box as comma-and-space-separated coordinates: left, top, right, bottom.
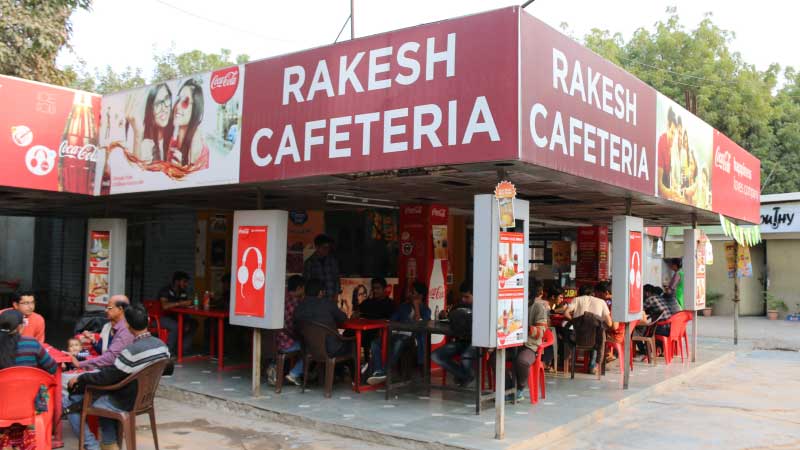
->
294, 278, 350, 357
65, 304, 171, 450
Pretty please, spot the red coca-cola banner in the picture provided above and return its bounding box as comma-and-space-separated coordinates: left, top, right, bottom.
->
0, 75, 101, 194
519, 13, 657, 195
712, 130, 760, 223
239, 8, 518, 183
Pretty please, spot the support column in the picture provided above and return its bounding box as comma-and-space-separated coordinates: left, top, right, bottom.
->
252, 187, 264, 396
494, 348, 505, 440
691, 214, 698, 363
733, 243, 739, 346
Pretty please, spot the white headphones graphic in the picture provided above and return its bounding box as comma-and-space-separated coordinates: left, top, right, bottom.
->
629, 250, 641, 289
237, 247, 265, 296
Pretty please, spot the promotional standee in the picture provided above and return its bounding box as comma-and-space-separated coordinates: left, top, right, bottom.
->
84, 219, 127, 310
683, 229, 707, 311
611, 215, 643, 389
497, 232, 525, 348
228, 210, 288, 330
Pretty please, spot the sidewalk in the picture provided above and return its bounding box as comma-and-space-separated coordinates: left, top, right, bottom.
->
696, 315, 800, 350
158, 343, 734, 450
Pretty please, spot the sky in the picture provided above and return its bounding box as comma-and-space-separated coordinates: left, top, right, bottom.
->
58, 0, 798, 81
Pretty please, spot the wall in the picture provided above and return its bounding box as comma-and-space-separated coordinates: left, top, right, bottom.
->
33, 217, 87, 320
765, 239, 800, 317
138, 213, 197, 301
0, 216, 35, 290
666, 240, 765, 316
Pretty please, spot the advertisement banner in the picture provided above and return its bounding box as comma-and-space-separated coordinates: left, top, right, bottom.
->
760, 202, 800, 234
87, 230, 111, 305
497, 232, 525, 348
576, 226, 609, 280
339, 277, 399, 313
695, 233, 707, 310
520, 13, 657, 195
98, 66, 244, 194
1, 75, 102, 194
552, 240, 572, 272
725, 242, 752, 279
286, 210, 324, 274
655, 93, 714, 210
240, 8, 518, 183
628, 231, 642, 314
234, 225, 268, 317
712, 130, 760, 223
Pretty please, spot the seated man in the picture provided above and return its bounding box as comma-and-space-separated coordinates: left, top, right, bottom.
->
637, 285, 681, 356
356, 277, 395, 375
72, 295, 134, 371
1, 291, 45, 343
367, 281, 431, 385
271, 275, 306, 386
65, 304, 171, 450
157, 271, 197, 356
432, 280, 476, 386
512, 288, 550, 400
564, 284, 613, 373
294, 278, 351, 358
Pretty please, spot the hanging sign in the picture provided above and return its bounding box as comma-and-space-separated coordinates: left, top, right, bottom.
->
234, 225, 268, 317
494, 181, 517, 229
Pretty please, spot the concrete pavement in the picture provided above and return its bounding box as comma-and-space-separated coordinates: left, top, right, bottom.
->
696, 315, 800, 350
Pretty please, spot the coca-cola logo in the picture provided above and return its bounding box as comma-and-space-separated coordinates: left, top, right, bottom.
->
429, 286, 445, 301
59, 141, 98, 162
715, 147, 732, 174
404, 206, 423, 215
210, 66, 240, 104
431, 208, 447, 218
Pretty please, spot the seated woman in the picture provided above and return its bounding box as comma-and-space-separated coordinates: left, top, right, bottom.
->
0, 310, 57, 450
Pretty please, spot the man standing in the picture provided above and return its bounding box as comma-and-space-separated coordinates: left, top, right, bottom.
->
303, 234, 340, 302
665, 259, 685, 310
73, 295, 134, 370
65, 304, 171, 450
1, 291, 45, 343
157, 271, 197, 356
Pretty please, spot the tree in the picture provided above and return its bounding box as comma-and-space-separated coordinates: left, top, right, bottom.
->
0, 0, 91, 85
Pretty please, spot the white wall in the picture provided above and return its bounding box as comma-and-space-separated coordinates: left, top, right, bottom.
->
0, 216, 35, 290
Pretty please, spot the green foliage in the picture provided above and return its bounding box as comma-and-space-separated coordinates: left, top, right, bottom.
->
764, 291, 787, 311
583, 8, 798, 194
0, 0, 91, 85
705, 291, 723, 307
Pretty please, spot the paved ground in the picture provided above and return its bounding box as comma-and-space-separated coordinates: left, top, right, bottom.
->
544, 349, 800, 450
62, 397, 402, 450
696, 315, 800, 350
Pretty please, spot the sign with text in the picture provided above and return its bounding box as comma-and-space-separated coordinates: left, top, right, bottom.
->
712, 131, 760, 223
240, 8, 518, 183
497, 232, 525, 349
760, 202, 800, 234
234, 225, 268, 317
552, 240, 572, 272
725, 242, 752, 279
576, 226, 609, 281
87, 230, 111, 305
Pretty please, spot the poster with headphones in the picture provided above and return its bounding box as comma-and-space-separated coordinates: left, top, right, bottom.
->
628, 231, 643, 314
234, 225, 268, 317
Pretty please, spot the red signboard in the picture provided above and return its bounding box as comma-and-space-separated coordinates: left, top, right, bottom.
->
712, 130, 760, 223
576, 226, 609, 281
519, 13, 657, 195
628, 231, 642, 314
234, 226, 268, 318
0, 75, 101, 194
239, 8, 518, 183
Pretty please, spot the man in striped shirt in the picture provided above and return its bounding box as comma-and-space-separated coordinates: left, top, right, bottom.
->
65, 304, 171, 450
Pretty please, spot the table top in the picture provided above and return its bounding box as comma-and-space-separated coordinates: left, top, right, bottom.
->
44, 345, 73, 364
342, 318, 388, 330
388, 320, 457, 335
171, 306, 229, 318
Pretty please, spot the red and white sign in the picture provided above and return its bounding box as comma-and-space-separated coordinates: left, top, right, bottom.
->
210, 66, 240, 104
520, 13, 657, 195
628, 231, 642, 314
497, 232, 525, 349
87, 230, 111, 305
712, 130, 760, 223
234, 225, 268, 318
0, 75, 101, 193
240, 8, 518, 183
694, 234, 707, 309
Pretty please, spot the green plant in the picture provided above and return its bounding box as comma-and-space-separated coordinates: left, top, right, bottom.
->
764, 291, 788, 311
705, 291, 724, 307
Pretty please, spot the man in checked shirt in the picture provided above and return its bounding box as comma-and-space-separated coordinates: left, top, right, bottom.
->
303, 234, 341, 302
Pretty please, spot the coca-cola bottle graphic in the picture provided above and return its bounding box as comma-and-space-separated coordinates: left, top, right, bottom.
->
58, 92, 99, 194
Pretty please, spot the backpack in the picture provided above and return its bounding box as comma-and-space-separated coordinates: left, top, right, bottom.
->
449, 307, 473, 338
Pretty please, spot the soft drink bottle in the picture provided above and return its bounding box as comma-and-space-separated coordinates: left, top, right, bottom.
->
59, 92, 99, 194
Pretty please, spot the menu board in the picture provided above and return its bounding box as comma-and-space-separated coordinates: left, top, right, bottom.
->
497, 232, 525, 349
576, 226, 609, 280
87, 230, 111, 305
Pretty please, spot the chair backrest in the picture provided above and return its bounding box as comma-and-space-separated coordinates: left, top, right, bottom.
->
570, 313, 605, 348
0, 367, 56, 426
666, 313, 688, 339
130, 358, 169, 414
143, 299, 164, 317
297, 320, 338, 360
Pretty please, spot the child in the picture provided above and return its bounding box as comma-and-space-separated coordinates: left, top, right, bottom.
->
63, 337, 90, 371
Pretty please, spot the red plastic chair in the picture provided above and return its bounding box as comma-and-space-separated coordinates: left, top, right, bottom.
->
0, 367, 57, 450
679, 311, 693, 360
655, 313, 689, 364
143, 299, 169, 344
605, 320, 639, 376
528, 328, 554, 405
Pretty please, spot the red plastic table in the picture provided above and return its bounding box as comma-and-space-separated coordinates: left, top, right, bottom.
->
342, 318, 388, 393
44, 345, 72, 448
171, 306, 235, 371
